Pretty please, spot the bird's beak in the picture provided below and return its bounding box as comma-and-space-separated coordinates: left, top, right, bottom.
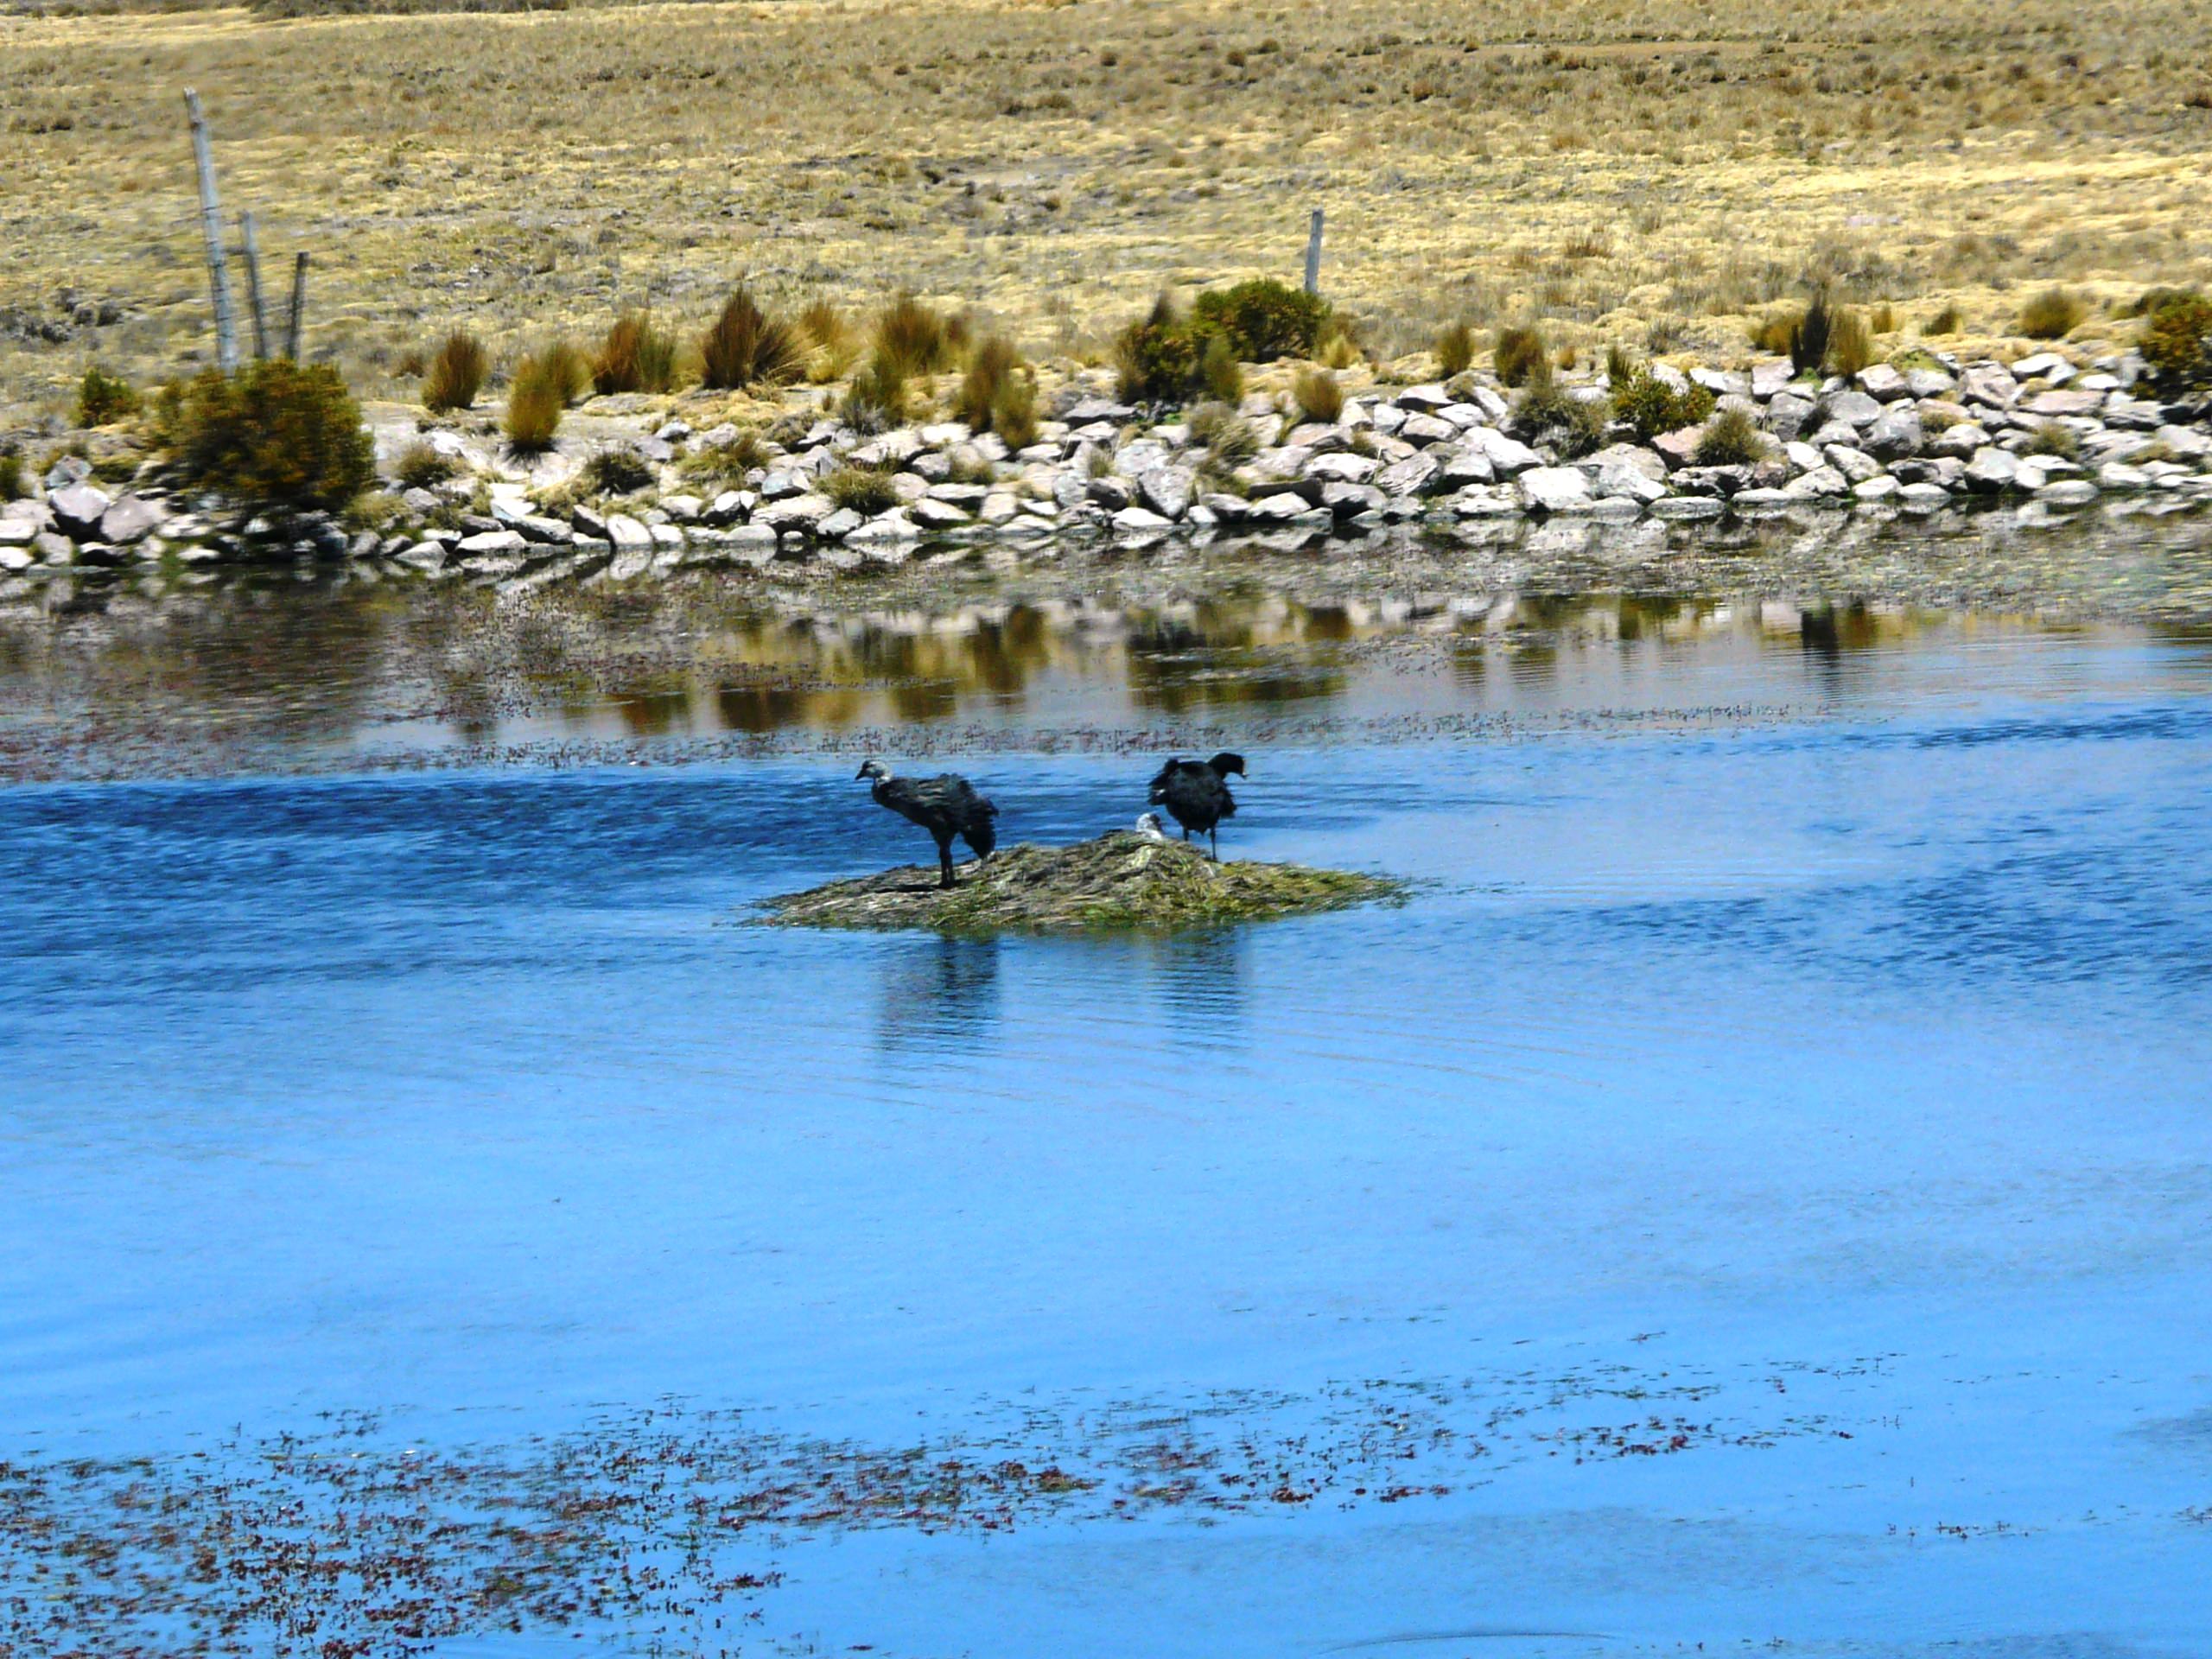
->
854, 764, 870, 779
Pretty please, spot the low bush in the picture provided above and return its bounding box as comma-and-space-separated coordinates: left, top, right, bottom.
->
700, 287, 803, 391
1611, 367, 1713, 441
677, 428, 770, 486
1828, 308, 1874, 375
1436, 321, 1475, 377
0, 446, 23, 501
1189, 401, 1258, 465
822, 465, 900, 515
1869, 302, 1897, 334
1494, 323, 1548, 388
1198, 333, 1243, 403
582, 446, 657, 495
168, 359, 376, 512
1292, 366, 1343, 424
1789, 291, 1833, 377
392, 441, 457, 490
842, 352, 910, 432
591, 312, 678, 396
504, 353, 567, 452
874, 292, 952, 380
1925, 302, 1963, 336
1748, 308, 1797, 356
1115, 292, 1204, 404
76, 365, 138, 427
1191, 277, 1329, 362
2024, 421, 2080, 458
1316, 326, 1360, 371
2139, 290, 2212, 391
1694, 405, 1766, 466
1603, 341, 1636, 385
797, 300, 858, 384
423, 329, 488, 413
2018, 287, 2086, 340
951, 335, 1037, 444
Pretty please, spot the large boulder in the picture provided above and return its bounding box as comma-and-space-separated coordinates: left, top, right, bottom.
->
1516, 466, 1593, 514
1765, 392, 1818, 443
1821, 389, 1885, 429
96, 494, 165, 546
1135, 465, 1196, 519
1863, 409, 1923, 462
1963, 448, 2021, 493
1374, 453, 1441, 498
48, 483, 111, 541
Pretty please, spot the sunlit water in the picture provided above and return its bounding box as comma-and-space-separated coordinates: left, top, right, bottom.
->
3, 561, 2211, 1656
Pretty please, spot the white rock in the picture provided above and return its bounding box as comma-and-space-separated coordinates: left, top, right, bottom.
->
1516, 467, 1593, 513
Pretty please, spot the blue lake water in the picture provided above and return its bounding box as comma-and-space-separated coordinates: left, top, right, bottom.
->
3, 578, 2210, 1656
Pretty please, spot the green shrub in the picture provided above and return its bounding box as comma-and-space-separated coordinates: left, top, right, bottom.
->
504, 353, 566, 452
1191, 277, 1329, 361
1603, 341, 1636, 385
169, 359, 376, 512
1316, 326, 1360, 370
991, 370, 1039, 449
700, 286, 803, 391
1115, 292, 1205, 404
1925, 302, 1963, 336
1436, 321, 1476, 377
423, 329, 488, 413
874, 292, 952, 379
822, 465, 900, 515
592, 312, 678, 396
1292, 366, 1343, 423
392, 441, 457, 490
1790, 291, 1833, 377
1494, 323, 1548, 387
1828, 308, 1874, 376
76, 365, 138, 427
583, 446, 657, 495
2139, 291, 2212, 390
1198, 333, 1243, 402
1694, 405, 1766, 466
2018, 287, 2085, 340
1513, 360, 1607, 457
2024, 421, 2080, 458
0, 447, 22, 501
1611, 367, 1713, 441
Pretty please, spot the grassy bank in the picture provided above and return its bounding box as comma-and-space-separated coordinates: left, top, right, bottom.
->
4, 0, 2212, 416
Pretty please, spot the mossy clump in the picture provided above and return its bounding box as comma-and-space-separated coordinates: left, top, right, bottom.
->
1694, 404, 1767, 466
2139, 290, 2212, 391
763, 830, 1403, 936
821, 464, 900, 515
76, 365, 138, 427
2018, 286, 2086, 340
1493, 323, 1548, 387
1612, 366, 1713, 441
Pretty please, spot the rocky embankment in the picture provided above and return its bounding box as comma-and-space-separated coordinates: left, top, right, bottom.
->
4, 347, 2211, 589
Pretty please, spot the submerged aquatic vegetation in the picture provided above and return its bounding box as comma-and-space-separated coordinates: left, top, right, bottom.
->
763, 830, 1403, 935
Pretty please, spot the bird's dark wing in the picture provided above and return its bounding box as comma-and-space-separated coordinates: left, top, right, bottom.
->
1148, 758, 1190, 791
1216, 782, 1236, 819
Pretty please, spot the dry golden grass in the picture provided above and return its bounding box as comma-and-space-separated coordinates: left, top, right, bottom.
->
5, 0, 2212, 416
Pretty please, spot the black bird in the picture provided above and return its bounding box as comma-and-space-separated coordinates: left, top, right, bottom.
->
1147, 752, 1245, 858
855, 760, 999, 888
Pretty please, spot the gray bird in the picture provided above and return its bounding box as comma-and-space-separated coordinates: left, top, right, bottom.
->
856, 760, 999, 888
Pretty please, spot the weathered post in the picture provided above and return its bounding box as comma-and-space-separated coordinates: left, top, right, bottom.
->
183, 88, 238, 372
285, 252, 309, 361
239, 210, 269, 361
1304, 207, 1325, 296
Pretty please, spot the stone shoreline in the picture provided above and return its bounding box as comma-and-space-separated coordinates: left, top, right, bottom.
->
4, 348, 2210, 590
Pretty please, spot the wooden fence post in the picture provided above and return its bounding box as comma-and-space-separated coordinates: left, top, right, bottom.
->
239, 210, 269, 361
285, 252, 309, 361
183, 89, 238, 372
1304, 207, 1325, 296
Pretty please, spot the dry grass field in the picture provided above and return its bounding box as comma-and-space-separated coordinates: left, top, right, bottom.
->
4, 0, 2212, 416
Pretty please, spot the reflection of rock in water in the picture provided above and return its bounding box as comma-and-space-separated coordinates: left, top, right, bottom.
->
875, 936, 1002, 1054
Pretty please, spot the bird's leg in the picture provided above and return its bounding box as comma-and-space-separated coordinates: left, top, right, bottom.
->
1210, 828, 1219, 861
938, 838, 957, 889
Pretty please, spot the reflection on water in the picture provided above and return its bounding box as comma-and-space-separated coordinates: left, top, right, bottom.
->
5, 512, 2212, 781
875, 935, 1003, 1055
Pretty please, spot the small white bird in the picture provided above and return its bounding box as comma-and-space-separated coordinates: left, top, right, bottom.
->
1135, 810, 1170, 843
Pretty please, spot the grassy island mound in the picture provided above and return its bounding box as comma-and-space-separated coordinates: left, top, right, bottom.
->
763, 831, 1403, 935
